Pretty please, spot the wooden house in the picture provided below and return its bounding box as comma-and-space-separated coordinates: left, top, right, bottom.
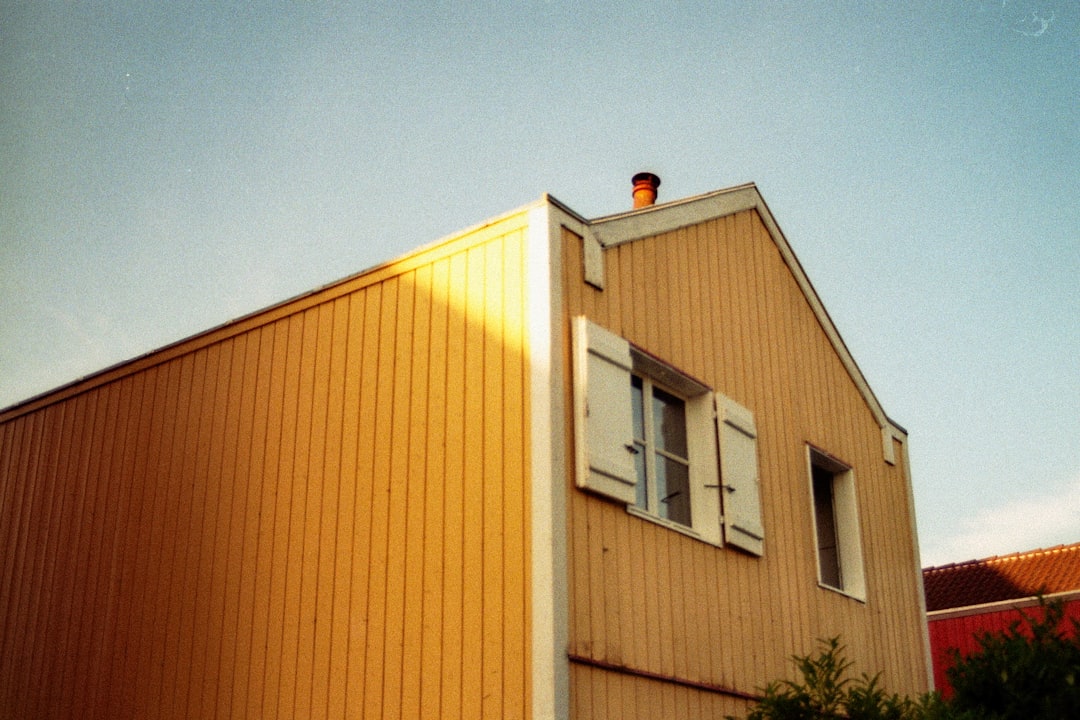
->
0, 176, 931, 718
924, 542, 1080, 696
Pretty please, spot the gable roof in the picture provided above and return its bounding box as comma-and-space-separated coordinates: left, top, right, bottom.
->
923, 542, 1080, 612
3, 180, 906, 458
550, 183, 905, 449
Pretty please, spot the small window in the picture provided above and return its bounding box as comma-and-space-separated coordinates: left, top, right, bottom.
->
809, 448, 865, 599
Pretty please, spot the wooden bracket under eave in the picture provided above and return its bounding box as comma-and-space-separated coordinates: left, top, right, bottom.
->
583, 229, 604, 289
882, 424, 905, 465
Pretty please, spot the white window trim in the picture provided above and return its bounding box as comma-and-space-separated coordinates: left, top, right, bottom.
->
808, 446, 866, 601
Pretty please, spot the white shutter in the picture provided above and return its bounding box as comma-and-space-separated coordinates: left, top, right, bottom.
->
718, 394, 764, 555
572, 316, 637, 504
687, 393, 723, 546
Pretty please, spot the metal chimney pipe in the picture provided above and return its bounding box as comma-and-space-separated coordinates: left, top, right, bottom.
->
632, 172, 661, 208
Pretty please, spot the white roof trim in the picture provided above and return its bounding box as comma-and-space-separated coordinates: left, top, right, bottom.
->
927, 588, 1080, 621
570, 184, 893, 434
589, 183, 761, 248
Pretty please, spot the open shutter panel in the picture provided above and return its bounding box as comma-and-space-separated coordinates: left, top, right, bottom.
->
687, 393, 723, 546
718, 394, 764, 555
572, 316, 638, 504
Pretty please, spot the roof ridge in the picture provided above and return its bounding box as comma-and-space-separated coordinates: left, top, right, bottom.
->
989, 543, 1080, 564
924, 541, 1080, 573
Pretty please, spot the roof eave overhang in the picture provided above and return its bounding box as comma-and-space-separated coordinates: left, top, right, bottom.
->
927, 588, 1080, 621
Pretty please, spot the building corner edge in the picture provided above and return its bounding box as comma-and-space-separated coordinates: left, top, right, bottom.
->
528, 201, 570, 719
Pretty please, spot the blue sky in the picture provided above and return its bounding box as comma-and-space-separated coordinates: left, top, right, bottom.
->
2, 1, 1077, 567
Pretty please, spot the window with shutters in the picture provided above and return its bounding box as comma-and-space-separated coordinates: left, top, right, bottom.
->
808, 447, 865, 600
572, 316, 764, 553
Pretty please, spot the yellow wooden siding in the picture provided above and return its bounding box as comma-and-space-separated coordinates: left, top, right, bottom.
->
563, 211, 928, 713
0, 218, 532, 719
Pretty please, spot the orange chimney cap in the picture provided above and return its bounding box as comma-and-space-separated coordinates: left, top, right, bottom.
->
632, 172, 661, 208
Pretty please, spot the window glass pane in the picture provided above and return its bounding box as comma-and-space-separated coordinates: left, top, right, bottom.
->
632, 375, 645, 441
657, 455, 691, 526
813, 466, 842, 588
651, 387, 687, 458
634, 440, 647, 509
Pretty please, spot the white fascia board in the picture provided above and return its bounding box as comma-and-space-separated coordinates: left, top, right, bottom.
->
583, 184, 892, 436
927, 589, 1080, 622
589, 183, 760, 248
750, 190, 891, 432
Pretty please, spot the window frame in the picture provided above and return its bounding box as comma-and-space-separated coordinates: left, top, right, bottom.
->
625, 348, 721, 544
629, 371, 693, 530
807, 446, 866, 600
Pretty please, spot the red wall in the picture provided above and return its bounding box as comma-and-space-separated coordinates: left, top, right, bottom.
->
928, 598, 1080, 695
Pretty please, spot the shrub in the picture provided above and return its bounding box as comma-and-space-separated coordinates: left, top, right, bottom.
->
728, 599, 1080, 720
729, 638, 934, 720
946, 599, 1080, 720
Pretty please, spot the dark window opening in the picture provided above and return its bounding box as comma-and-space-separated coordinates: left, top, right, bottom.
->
813, 464, 842, 589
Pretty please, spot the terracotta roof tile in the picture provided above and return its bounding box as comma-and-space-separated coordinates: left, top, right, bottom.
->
923, 542, 1080, 612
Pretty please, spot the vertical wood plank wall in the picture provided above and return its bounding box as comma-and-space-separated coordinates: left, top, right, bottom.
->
0, 216, 532, 719
562, 211, 929, 718
927, 600, 1080, 695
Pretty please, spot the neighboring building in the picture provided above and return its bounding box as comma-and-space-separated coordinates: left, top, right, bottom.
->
924, 542, 1080, 695
0, 176, 931, 718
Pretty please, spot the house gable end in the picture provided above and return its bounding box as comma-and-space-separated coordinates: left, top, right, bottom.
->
557, 184, 931, 705
572, 183, 898, 458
